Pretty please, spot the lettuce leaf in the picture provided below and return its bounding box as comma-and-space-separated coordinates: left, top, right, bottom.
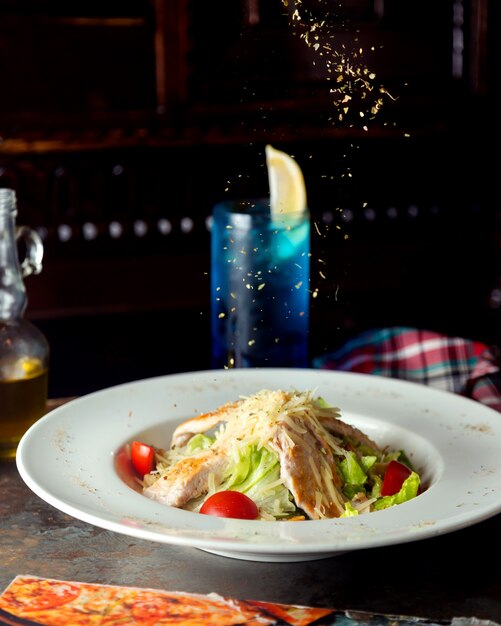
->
219, 444, 296, 519
373, 471, 420, 510
339, 452, 377, 499
186, 433, 215, 453
341, 501, 360, 517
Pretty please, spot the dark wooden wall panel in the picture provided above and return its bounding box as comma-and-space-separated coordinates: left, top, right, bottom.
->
0, 0, 499, 396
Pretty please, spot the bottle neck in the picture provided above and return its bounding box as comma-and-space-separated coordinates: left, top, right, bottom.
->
0, 189, 27, 321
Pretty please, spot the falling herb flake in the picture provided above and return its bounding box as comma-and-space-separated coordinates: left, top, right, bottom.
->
282, 0, 396, 129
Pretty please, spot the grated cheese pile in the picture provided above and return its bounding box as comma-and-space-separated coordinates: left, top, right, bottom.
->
213, 388, 339, 449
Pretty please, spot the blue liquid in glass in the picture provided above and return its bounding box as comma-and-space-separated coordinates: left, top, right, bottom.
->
211, 199, 310, 368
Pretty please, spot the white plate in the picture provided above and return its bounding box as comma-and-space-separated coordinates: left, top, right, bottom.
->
16, 368, 501, 563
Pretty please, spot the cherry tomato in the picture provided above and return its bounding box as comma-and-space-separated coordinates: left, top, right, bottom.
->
381, 460, 413, 496
200, 490, 259, 520
131, 441, 155, 477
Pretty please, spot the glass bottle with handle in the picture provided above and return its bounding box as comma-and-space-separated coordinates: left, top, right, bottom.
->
0, 188, 49, 461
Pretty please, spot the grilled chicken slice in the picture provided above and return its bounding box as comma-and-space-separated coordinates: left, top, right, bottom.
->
143, 448, 227, 508
319, 415, 380, 451
268, 416, 346, 519
171, 402, 239, 448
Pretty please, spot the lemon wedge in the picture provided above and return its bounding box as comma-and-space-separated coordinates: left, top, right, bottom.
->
265, 144, 307, 216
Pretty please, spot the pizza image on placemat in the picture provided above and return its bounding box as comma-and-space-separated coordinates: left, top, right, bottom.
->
0, 576, 334, 626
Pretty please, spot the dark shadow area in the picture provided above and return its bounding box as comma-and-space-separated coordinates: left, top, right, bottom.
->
37, 309, 211, 398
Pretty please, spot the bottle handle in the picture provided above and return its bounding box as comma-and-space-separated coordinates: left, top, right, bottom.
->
15, 226, 44, 277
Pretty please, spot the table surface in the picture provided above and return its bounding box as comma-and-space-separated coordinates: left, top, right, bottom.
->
2, 402, 501, 624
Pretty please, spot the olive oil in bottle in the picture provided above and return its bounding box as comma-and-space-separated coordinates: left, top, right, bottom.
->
0, 188, 49, 460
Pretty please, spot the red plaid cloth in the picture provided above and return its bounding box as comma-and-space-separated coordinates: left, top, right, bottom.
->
312, 327, 501, 413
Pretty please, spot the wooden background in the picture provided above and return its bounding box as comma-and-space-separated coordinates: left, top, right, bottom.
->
0, 0, 498, 397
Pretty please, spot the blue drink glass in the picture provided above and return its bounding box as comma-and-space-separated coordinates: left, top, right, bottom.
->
211, 199, 310, 369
